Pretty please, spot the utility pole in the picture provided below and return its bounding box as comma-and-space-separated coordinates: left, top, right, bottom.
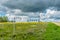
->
12, 16, 16, 40
13, 16, 16, 34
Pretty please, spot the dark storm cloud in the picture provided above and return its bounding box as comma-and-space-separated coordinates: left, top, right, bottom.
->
3, 0, 60, 12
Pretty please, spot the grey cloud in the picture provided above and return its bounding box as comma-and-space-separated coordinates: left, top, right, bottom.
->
45, 10, 60, 20
0, 0, 8, 4
3, 0, 59, 12
0, 5, 8, 12
50, 15, 60, 19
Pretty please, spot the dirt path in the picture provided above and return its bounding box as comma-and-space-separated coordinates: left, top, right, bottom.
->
53, 22, 60, 26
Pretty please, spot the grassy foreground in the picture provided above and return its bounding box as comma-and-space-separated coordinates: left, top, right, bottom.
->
0, 22, 60, 40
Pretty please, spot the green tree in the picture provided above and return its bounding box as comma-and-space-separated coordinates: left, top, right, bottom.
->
0, 17, 3, 22
0, 16, 8, 22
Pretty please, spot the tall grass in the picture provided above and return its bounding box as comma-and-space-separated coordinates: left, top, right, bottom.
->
0, 22, 60, 40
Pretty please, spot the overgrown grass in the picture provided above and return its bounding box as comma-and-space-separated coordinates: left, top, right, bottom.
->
0, 22, 60, 40
43, 22, 60, 40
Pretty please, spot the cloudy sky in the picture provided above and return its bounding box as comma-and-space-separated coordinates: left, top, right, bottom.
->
0, 0, 60, 22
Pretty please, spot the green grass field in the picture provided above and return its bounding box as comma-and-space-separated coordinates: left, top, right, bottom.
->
0, 22, 60, 40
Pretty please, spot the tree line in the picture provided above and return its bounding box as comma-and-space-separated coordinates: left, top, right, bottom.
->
0, 16, 8, 22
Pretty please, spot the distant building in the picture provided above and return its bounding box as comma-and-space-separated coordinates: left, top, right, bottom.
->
8, 16, 28, 22
28, 16, 40, 22
6, 13, 40, 22
15, 16, 28, 22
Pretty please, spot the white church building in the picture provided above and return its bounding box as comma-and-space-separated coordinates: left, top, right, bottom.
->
6, 14, 40, 22
15, 16, 28, 22
8, 16, 28, 22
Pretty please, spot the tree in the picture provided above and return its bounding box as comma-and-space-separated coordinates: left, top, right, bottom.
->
0, 16, 8, 22
0, 17, 3, 22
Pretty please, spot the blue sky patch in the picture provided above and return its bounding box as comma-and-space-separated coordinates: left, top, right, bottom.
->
0, 11, 6, 16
